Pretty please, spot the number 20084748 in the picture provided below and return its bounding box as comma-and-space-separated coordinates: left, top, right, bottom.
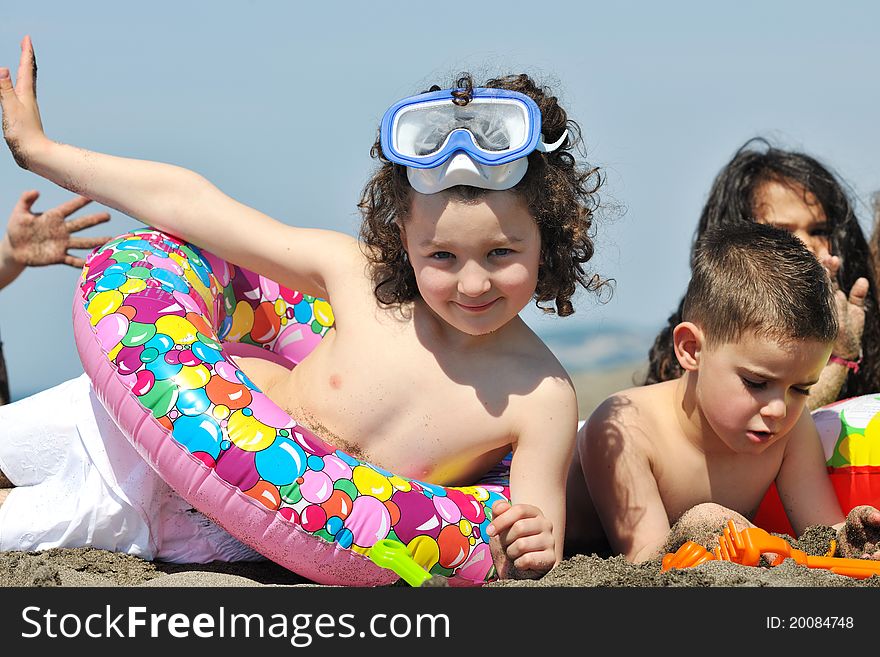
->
766, 617, 854, 629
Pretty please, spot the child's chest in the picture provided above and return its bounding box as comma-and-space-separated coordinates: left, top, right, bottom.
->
270, 325, 522, 485
657, 445, 785, 523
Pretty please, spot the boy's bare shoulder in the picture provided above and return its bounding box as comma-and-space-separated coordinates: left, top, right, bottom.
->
586, 381, 676, 442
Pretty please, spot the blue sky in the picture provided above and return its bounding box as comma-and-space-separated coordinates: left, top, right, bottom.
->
2, 1, 880, 398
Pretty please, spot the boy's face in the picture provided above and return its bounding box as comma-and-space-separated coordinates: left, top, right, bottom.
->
400, 190, 541, 336
694, 330, 832, 454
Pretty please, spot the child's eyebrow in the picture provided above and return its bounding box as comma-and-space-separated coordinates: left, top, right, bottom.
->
740, 367, 820, 387
418, 236, 527, 248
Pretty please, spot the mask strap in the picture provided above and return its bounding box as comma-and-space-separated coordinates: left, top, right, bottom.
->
535, 128, 568, 153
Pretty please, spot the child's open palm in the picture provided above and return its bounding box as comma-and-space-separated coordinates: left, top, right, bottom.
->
4, 190, 111, 269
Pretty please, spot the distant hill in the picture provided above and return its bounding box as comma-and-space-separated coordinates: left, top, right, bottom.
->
538, 323, 655, 375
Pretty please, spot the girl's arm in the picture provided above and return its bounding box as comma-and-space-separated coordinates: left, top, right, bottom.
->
807, 358, 853, 410
0, 37, 356, 299
808, 258, 868, 409
487, 376, 578, 576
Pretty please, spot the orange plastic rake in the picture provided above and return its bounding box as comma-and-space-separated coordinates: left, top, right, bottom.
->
661, 520, 880, 580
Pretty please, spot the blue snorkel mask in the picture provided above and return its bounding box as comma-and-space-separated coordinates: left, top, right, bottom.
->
380, 87, 568, 194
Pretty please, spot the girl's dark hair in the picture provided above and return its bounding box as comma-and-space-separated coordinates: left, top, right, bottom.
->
358, 73, 604, 317
644, 137, 880, 398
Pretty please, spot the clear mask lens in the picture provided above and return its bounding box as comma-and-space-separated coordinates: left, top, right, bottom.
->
394, 99, 529, 158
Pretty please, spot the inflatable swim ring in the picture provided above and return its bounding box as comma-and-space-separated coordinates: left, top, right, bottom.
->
72, 228, 510, 586
754, 394, 880, 535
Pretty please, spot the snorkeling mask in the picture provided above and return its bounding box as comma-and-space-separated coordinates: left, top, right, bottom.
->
380, 87, 568, 194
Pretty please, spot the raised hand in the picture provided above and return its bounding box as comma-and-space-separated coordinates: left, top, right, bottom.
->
486, 500, 557, 579
0, 35, 47, 169
821, 254, 868, 362
4, 190, 110, 269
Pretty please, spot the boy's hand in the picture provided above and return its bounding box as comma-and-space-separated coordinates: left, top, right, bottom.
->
0, 35, 47, 169
486, 500, 556, 579
836, 505, 880, 559
4, 190, 111, 268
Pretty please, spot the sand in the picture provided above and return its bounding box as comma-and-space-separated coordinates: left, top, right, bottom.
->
1, 523, 878, 588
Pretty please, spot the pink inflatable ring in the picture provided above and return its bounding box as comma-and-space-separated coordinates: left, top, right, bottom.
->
72, 228, 510, 586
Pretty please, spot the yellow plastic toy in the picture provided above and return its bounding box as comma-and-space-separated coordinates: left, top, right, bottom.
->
369, 539, 448, 587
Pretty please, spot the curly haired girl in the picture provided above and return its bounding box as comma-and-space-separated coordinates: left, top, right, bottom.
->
0, 37, 604, 578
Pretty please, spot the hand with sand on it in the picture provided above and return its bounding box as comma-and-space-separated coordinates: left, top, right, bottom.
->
486, 500, 556, 579
821, 253, 868, 362
0, 35, 48, 169
836, 505, 880, 560
2, 190, 110, 273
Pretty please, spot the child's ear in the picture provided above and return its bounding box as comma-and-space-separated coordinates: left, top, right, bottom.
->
673, 322, 704, 372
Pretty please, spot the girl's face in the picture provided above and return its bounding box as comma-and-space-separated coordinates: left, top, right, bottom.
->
753, 179, 831, 262
400, 190, 541, 336
693, 330, 830, 455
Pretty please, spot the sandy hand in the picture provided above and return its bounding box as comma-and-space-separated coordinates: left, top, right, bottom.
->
5, 190, 111, 268
486, 500, 556, 579
821, 253, 868, 361
836, 505, 880, 560
0, 35, 47, 169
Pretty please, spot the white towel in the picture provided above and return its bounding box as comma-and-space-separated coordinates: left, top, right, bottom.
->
0, 374, 263, 563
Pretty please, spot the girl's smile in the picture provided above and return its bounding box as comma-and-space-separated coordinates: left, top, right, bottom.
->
454, 298, 500, 312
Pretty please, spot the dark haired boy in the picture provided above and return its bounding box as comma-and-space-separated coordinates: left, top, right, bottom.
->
566, 221, 880, 562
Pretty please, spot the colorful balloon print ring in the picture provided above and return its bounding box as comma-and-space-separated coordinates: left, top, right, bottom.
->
72, 229, 510, 586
